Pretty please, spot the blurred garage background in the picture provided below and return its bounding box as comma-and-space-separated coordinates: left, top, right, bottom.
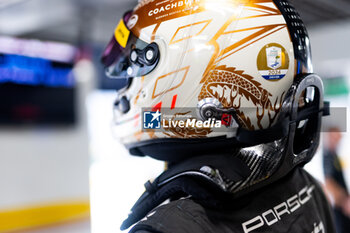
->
0, 0, 349, 232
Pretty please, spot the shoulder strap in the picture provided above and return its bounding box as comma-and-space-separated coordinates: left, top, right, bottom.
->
120, 155, 250, 230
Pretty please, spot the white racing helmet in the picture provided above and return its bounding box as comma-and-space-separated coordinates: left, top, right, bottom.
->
102, 0, 328, 183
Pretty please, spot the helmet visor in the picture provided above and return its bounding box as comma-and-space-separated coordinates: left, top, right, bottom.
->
101, 11, 160, 80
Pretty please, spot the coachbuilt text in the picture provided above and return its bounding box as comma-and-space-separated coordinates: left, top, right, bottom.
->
148, 0, 200, 16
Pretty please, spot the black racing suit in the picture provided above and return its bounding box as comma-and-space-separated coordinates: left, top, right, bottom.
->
129, 167, 335, 233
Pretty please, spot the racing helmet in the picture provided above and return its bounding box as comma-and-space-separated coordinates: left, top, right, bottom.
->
102, 0, 328, 180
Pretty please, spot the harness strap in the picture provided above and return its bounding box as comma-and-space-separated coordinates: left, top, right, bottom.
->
120, 155, 251, 230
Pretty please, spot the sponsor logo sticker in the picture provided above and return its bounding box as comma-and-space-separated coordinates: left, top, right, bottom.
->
127, 14, 139, 29
257, 43, 290, 81
114, 19, 130, 48
143, 110, 162, 129
141, 108, 234, 135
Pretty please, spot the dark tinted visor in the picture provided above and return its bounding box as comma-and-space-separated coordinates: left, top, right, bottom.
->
101, 11, 160, 81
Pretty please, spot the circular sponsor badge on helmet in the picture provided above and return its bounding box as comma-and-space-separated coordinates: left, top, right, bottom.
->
127, 14, 138, 29
257, 43, 290, 81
